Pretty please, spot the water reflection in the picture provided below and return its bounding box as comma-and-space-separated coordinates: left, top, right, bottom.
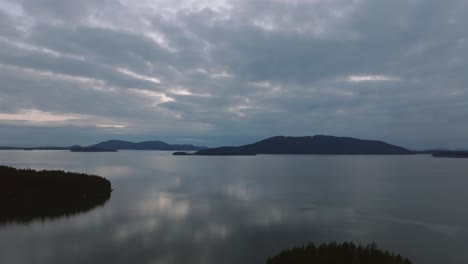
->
0, 152, 468, 264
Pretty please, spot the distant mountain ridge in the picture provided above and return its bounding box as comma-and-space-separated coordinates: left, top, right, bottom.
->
0, 140, 207, 151
1, 136, 466, 156
193, 135, 413, 155
89, 140, 206, 151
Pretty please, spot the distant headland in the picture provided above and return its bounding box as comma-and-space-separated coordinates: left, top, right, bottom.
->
0, 166, 112, 225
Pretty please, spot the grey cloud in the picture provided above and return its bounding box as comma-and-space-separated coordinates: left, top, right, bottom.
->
0, 0, 467, 149
30, 25, 171, 68
17, 0, 119, 22
0, 9, 18, 37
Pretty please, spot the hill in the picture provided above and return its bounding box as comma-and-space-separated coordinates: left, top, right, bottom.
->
193, 135, 412, 156
89, 140, 206, 151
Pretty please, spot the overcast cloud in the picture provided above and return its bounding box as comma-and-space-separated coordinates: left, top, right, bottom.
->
0, 0, 467, 148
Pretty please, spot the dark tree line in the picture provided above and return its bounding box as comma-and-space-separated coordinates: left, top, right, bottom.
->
0, 165, 112, 225
266, 242, 413, 264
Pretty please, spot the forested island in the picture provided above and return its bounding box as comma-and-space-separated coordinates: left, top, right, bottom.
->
266, 242, 412, 264
0, 166, 112, 224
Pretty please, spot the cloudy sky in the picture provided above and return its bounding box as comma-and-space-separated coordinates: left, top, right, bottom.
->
0, 0, 467, 149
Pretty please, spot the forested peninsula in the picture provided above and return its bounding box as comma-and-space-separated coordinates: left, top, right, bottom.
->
0, 166, 112, 224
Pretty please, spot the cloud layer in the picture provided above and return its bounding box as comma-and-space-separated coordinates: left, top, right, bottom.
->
0, 0, 467, 148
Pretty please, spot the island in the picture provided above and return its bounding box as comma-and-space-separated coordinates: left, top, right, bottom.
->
0, 139, 207, 151
0, 146, 73, 150
266, 242, 412, 264
174, 135, 414, 156
70, 146, 117, 152
432, 151, 468, 158
172, 151, 191, 155
0, 166, 112, 225
89, 140, 206, 151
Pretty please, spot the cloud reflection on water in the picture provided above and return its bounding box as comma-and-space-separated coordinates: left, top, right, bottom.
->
1, 153, 468, 264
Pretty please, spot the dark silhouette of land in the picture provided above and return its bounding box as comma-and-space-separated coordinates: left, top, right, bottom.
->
0, 139, 206, 151
89, 140, 206, 150
266, 242, 412, 264
0, 166, 112, 225
70, 146, 117, 152
0, 146, 23, 150
180, 135, 413, 156
432, 151, 468, 158
0, 146, 73, 150
173, 151, 191, 155
2, 136, 467, 156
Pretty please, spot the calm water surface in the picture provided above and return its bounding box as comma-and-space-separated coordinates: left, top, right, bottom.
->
1, 151, 467, 264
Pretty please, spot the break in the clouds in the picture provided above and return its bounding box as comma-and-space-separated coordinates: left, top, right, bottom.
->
0, 0, 467, 149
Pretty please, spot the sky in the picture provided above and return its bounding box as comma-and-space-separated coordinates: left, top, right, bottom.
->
0, 0, 467, 149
